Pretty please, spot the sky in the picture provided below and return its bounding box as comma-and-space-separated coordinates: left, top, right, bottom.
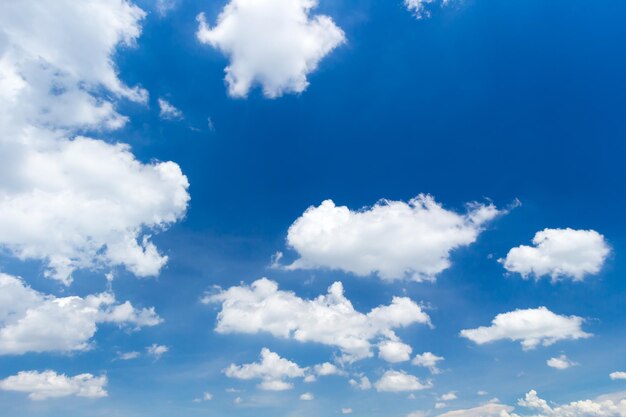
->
1, 0, 626, 416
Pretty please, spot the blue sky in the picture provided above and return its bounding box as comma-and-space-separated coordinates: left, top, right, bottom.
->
1, 0, 626, 416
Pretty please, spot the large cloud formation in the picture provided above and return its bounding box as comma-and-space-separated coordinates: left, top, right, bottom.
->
0, 273, 161, 355
196, 0, 345, 98
0, 0, 190, 284
501, 228, 610, 282
283, 195, 501, 281
460, 307, 591, 350
205, 278, 431, 362
0, 370, 107, 401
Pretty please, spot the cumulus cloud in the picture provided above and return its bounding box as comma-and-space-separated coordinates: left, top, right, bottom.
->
283, 195, 501, 282
460, 307, 591, 350
610, 372, 626, 380
349, 376, 372, 390
412, 352, 444, 374
205, 278, 431, 362
196, 0, 345, 98
300, 392, 314, 400
0, 0, 189, 285
374, 370, 432, 392
437, 403, 514, 417
0, 273, 161, 355
158, 98, 183, 120
512, 389, 626, 417
0, 370, 107, 400
224, 348, 306, 391
440, 392, 458, 401
501, 228, 610, 282
379, 340, 413, 363
546, 355, 577, 370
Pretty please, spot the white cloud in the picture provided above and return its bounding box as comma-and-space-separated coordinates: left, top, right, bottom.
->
408, 411, 428, 417
300, 392, 314, 400
501, 228, 610, 282
284, 195, 501, 282
413, 352, 444, 374
196, 0, 345, 98
374, 370, 432, 392
116, 351, 140, 361
156, 0, 178, 16
206, 278, 431, 362
342, 408, 353, 414
0, 370, 107, 400
147, 344, 169, 360
224, 348, 306, 391
436, 403, 447, 409
440, 392, 458, 401
349, 376, 372, 390
193, 392, 213, 402
460, 307, 591, 350
610, 372, 626, 380
514, 389, 626, 417
379, 340, 413, 363
158, 98, 183, 120
0, 273, 161, 355
437, 403, 514, 417
313, 362, 344, 377
0, 0, 190, 285
546, 355, 577, 370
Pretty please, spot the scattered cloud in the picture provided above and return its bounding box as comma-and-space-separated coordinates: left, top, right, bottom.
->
158, 98, 184, 120
193, 392, 213, 402
440, 392, 458, 401
224, 348, 306, 391
116, 351, 141, 361
283, 195, 501, 282
501, 228, 610, 282
546, 355, 577, 370
147, 344, 169, 360
206, 278, 431, 362
412, 352, 444, 374
342, 407, 353, 414
610, 372, 626, 380
0, 273, 161, 355
156, 0, 178, 16
374, 370, 432, 392
349, 376, 372, 390
300, 392, 314, 400
196, 0, 345, 98
379, 340, 413, 363
460, 307, 591, 350
0, 370, 107, 400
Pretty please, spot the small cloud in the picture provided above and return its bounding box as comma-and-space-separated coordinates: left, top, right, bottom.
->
349, 376, 372, 390
439, 392, 457, 401
435, 403, 446, 409
193, 392, 213, 402
341, 408, 353, 414
156, 0, 178, 17
116, 351, 140, 361
147, 344, 169, 360
610, 372, 626, 380
477, 390, 488, 396
300, 392, 314, 401
547, 354, 578, 370
234, 396, 242, 405
158, 98, 184, 120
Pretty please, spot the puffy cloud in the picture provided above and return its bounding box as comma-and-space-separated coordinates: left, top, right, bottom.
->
514, 389, 626, 417
284, 195, 501, 282
412, 352, 444, 374
0, 370, 107, 400
379, 340, 413, 363
437, 403, 514, 417
0, 273, 161, 355
374, 370, 432, 392
610, 372, 626, 380
440, 392, 458, 401
224, 348, 306, 391
205, 278, 431, 362
460, 307, 591, 350
546, 355, 577, 370
0, 1, 190, 285
196, 0, 345, 98
349, 376, 372, 390
313, 362, 344, 377
501, 228, 610, 282
147, 344, 169, 360
158, 98, 183, 120
300, 392, 314, 400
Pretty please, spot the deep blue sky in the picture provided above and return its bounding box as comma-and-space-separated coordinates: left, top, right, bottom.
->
2, 0, 626, 416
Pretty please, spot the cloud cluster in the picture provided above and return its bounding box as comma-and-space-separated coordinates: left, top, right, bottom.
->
0, 370, 107, 400
0, 273, 161, 355
196, 0, 345, 98
284, 195, 501, 281
224, 348, 307, 391
374, 370, 432, 392
460, 307, 591, 350
0, 0, 189, 284
501, 228, 610, 282
205, 278, 431, 362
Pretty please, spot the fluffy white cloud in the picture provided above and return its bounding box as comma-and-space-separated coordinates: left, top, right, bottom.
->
196, 0, 345, 98
610, 372, 626, 380
147, 344, 169, 360
284, 195, 501, 281
547, 355, 577, 370
460, 307, 591, 350
349, 376, 372, 390
0, 370, 107, 400
379, 340, 413, 363
224, 348, 306, 391
0, 0, 190, 284
440, 392, 458, 401
158, 98, 183, 120
375, 370, 432, 392
437, 403, 514, 417
300, 392, 314, 400
0, 273, 161, 355
501, 228, 610, 282
206, 278, 431, 362
514, 389, 626, 417
412, 352, 444, 374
